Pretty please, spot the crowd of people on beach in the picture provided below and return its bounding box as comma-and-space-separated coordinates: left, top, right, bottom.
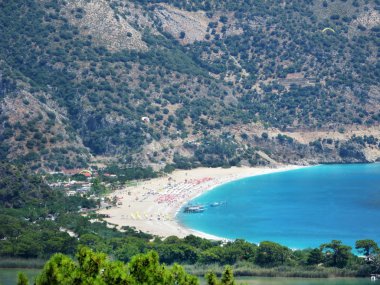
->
98, 167, 298, 238
101, 173, 242, 228
104, 176, 220, 221
155, 177, 213, 204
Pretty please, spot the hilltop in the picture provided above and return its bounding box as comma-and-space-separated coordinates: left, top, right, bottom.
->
0, 0, 379, 170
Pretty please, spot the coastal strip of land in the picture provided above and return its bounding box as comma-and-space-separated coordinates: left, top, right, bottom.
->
98, 165, 305, 240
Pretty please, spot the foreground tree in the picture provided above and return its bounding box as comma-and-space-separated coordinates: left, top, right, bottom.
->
34, 247, 198, 285
205, 266, 235, 285
17, 272, 29, 285
205, 271, 219, 285
220, 266, 235, 285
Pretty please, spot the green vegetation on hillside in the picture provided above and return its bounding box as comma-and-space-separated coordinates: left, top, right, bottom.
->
0, 0, 379, 168
0, 162, 146, 259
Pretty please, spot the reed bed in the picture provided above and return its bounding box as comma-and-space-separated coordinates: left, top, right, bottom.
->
183, 263, 358, 278
0, 258, 46, 269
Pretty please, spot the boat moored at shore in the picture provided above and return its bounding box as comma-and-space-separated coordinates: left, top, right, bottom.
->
183, 205, 205, 213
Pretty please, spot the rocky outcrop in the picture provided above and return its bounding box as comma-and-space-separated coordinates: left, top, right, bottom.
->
153, 4, 209, 44
63, 0, 147, 51
0, 90, 91, 169
352, 10, 380, 30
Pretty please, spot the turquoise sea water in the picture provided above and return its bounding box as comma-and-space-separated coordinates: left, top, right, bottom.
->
177, 164, 380, 249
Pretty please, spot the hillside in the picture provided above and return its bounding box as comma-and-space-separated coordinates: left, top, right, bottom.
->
0, 0, 379, 170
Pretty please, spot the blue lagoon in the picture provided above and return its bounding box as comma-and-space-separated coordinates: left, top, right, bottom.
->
177, 164, 380, 249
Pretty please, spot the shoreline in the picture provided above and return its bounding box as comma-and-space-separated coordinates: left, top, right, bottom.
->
98, 165, 307, 240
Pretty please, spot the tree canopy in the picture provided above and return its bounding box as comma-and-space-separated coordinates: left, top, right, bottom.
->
35, 247, 199, 285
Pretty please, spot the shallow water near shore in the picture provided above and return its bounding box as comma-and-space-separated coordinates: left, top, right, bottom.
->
178, 164, 380, 249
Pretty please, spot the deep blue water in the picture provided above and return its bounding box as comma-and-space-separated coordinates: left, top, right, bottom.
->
177, 164, 380, 249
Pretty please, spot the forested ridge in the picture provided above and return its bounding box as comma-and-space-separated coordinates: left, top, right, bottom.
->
0, 0, 379, 170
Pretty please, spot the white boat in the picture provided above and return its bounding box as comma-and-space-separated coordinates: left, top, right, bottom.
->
183, 205, 205, 213
210, 201, 225, 207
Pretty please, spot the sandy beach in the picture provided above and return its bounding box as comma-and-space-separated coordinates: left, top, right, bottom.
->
98, 165, 304, 240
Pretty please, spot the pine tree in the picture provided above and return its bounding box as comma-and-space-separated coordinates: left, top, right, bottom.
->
17, 273, 29, 285
220, 266, 235, 285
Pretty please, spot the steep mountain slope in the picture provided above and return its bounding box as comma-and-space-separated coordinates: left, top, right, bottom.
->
0, 0, 379, 170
